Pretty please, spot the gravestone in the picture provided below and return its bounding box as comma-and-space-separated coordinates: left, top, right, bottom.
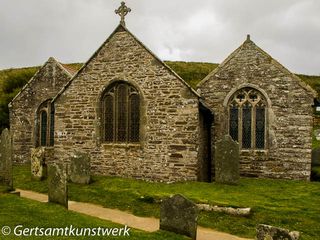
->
256, 224, 300, 240
0, 129, 13, 190
69, 152, 91, 184
215, 135, 240, 184
48, 163, 68, 208
31, 147, 47, 180
160, 194, 198, 240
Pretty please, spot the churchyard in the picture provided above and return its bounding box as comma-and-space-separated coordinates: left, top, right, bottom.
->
1, 1, 320, 238
0, 126, 319, 239
1, 62, 320, 238
1, 129, 319, 239
2, 164, 318, 240
0, 194, 184, 240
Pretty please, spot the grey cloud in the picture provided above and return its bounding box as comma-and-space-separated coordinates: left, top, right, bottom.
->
0, 0, 319, 75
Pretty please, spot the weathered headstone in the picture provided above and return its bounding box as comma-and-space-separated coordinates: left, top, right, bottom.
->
160, 194, 198, 240
256, 224, 300, 240
0, 129, 13, 191
69, 152, 91, 184
48, 163, 68, 208
215, 135, 240, 184
31, 147, 47, 180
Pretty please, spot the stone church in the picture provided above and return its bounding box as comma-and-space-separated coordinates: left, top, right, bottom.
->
9, 3, 316, 182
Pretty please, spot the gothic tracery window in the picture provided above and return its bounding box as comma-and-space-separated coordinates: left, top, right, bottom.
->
102, 82, 140, 143
228, 87, 266, 149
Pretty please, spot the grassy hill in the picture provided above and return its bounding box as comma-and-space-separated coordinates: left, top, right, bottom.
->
1, 61, 320, 131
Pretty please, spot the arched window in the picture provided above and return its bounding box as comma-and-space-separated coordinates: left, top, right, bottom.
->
228, 87, 266, 149
36, 100, 54, 147
102, 82, 140, 143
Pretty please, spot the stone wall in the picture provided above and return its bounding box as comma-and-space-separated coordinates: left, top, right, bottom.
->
53, 25, 201, 182
198, 37, 315, 180
9, 58, 72, 163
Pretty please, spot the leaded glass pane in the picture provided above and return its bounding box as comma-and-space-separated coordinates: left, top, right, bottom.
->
229, 105, 238, 141
117, 84, 128, 142
256, 107, 265, 149
40, 111, 47, 146
129, 94, 140, 142
104, 95, 114, 142
242, 103, 252, 149
49, 105, 54, 146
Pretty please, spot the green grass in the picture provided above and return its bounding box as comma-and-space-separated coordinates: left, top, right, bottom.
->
164, 61, 218, 88
0, 185, 10, 193
13, 165, 320, 240
0, 194, 185, 240
298, 74, 320, 97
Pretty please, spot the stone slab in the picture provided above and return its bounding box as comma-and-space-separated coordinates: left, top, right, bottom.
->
215, 135, 240, 184
0, 129, 13, 190
48, 163, 68, 208
31, 147, 47, 180
69, 152, 91, 184
256, 224, 300, 240
160, 194, 198, 240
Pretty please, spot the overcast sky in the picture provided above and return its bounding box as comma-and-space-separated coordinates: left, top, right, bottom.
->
0, 0, 319, 75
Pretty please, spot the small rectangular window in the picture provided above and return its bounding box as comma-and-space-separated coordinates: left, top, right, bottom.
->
50, 106, 54, 146
40, 111, 47, 146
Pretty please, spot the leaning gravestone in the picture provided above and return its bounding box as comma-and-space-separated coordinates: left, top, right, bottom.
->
31, 147, 47, 180
0, 129, 13, 191
160, 194, 198, 240
215, 135, 240, 184
48, 163, 68, 208
69, 152, 91, 184
256, 224, 300, 240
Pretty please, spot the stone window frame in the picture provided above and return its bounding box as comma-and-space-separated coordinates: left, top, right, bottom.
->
35, 99, 54, 147
224, 85, 270, 151
100, 80, 143, 145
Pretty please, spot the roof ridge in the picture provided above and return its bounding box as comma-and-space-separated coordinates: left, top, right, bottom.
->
52, 23, 200, 103
197, 36, 317, 97
9, 57, 71, 107
58, 62, 79, 76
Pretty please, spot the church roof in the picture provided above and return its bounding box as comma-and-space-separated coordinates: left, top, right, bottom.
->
52, 23, 200, 103
9, 57, 73, 107
198, 35, 317, 98
59, 63, 79, 76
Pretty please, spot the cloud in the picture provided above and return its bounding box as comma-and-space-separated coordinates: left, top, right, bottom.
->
0, 0, 319, 75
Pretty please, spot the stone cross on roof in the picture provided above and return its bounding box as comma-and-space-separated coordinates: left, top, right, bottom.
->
115, 2, 131, 26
